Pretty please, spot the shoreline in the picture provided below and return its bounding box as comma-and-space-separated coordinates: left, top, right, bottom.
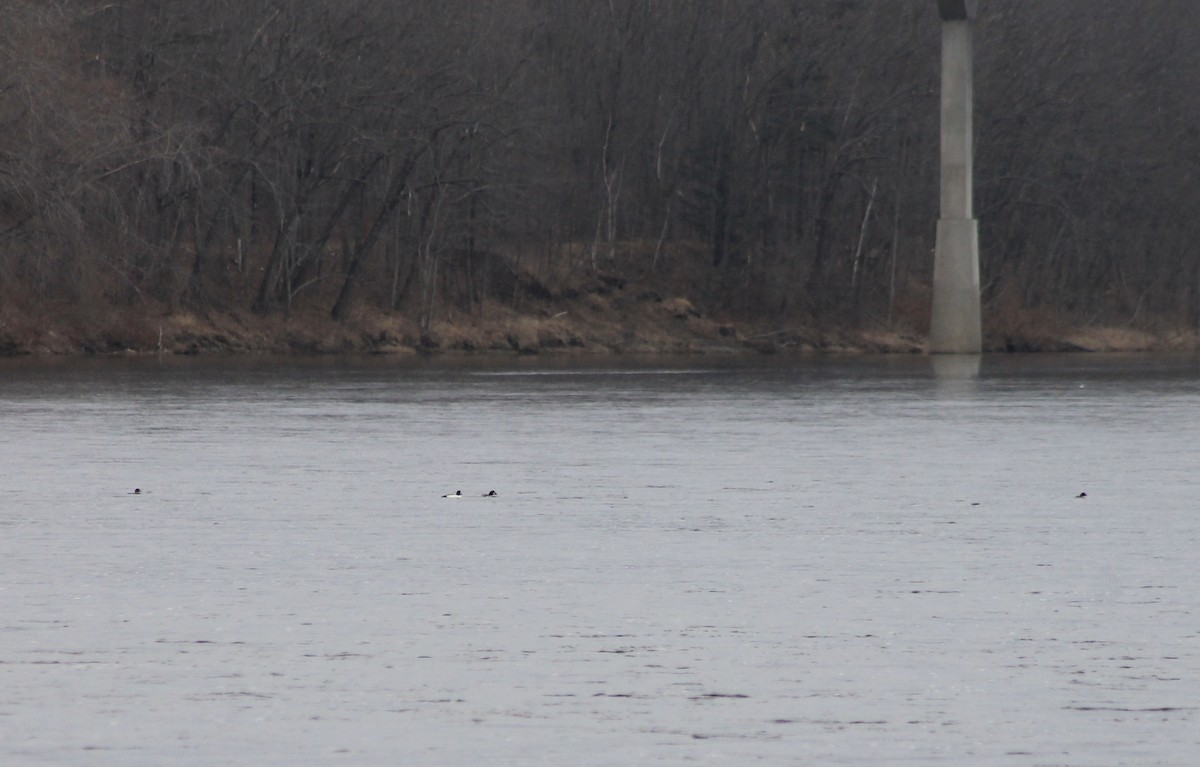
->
1, 302, 1197, 358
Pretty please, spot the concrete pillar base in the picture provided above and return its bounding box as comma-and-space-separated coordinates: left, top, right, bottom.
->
930, 217, 981, 354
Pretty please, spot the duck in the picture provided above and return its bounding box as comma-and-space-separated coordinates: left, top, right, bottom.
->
129, 488, 142, 495
482, 490, 497, 497
442, 490, 463, 498
1075, 492, 1087, 499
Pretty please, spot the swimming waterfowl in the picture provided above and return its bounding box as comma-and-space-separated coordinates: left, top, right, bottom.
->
482, 490, 497, 497
442, 490, 463, 498
1075, 492, 1087, 499
130, 488, 141, 495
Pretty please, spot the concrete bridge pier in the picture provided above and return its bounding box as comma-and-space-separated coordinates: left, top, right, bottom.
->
931, 0, 981, 354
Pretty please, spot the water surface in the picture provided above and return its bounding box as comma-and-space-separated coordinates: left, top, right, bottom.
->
1, 353, 1198, 765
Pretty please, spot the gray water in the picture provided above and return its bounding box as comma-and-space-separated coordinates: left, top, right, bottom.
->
1, 353, 1198, 766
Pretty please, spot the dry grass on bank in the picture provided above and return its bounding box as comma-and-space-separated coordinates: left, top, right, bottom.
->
1, 248, 1197, 356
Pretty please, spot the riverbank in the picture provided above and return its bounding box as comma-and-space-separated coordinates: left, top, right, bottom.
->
1, 292, 1196, 358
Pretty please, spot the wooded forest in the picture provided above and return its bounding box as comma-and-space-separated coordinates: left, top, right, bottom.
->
2, 0, 1199, 350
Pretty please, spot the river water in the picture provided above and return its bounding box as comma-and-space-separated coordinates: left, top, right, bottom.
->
1, 353, 1197, 766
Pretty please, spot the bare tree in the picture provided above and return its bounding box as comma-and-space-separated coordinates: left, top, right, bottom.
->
3, 0, 1197, 337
